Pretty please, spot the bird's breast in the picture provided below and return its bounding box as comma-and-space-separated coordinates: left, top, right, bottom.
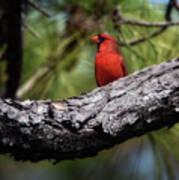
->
95, 52, 126, 86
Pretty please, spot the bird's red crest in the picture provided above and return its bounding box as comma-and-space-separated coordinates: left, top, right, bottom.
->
100, 33, 119, 43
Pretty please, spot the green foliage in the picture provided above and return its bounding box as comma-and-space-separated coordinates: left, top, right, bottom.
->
23, 0, 179, 100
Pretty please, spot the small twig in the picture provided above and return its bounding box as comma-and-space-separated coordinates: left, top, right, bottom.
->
120, 28, 166, 46
28, 0, 51, 17
24, 23, 41, 38
16, 67, 48, 98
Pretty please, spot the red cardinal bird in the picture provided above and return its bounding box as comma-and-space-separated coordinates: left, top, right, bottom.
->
91, 33, 128, 86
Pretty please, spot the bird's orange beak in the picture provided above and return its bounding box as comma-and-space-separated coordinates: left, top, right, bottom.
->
91, 35, 99, 43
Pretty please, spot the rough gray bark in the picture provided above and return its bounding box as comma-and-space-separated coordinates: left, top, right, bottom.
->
0, 58, 179, 163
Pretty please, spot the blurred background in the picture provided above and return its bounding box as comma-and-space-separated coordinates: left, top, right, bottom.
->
0, 0, 179, 179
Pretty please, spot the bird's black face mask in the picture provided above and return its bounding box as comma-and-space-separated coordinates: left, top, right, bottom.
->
97, 34, 105, 51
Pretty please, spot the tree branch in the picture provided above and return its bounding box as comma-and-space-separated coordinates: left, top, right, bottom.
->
28, 0, 51, 17
24, 23, 41, 38
118, 18, 179, 28
0, 58, 178, 163
120, 28, 166, 46
117, 0, 179, 28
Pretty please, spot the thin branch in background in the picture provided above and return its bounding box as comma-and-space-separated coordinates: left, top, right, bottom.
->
117, 18, 179, 27
28, 0, 51, 17
112, 0, 178, 46
119, 26, 149, 62
16, 67, 48, 98
120, 28, 166, 46
117, 0, 178, 27
24, 23, 41, 38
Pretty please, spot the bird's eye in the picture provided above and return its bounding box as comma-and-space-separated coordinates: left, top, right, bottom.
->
98, 35, 105, 44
